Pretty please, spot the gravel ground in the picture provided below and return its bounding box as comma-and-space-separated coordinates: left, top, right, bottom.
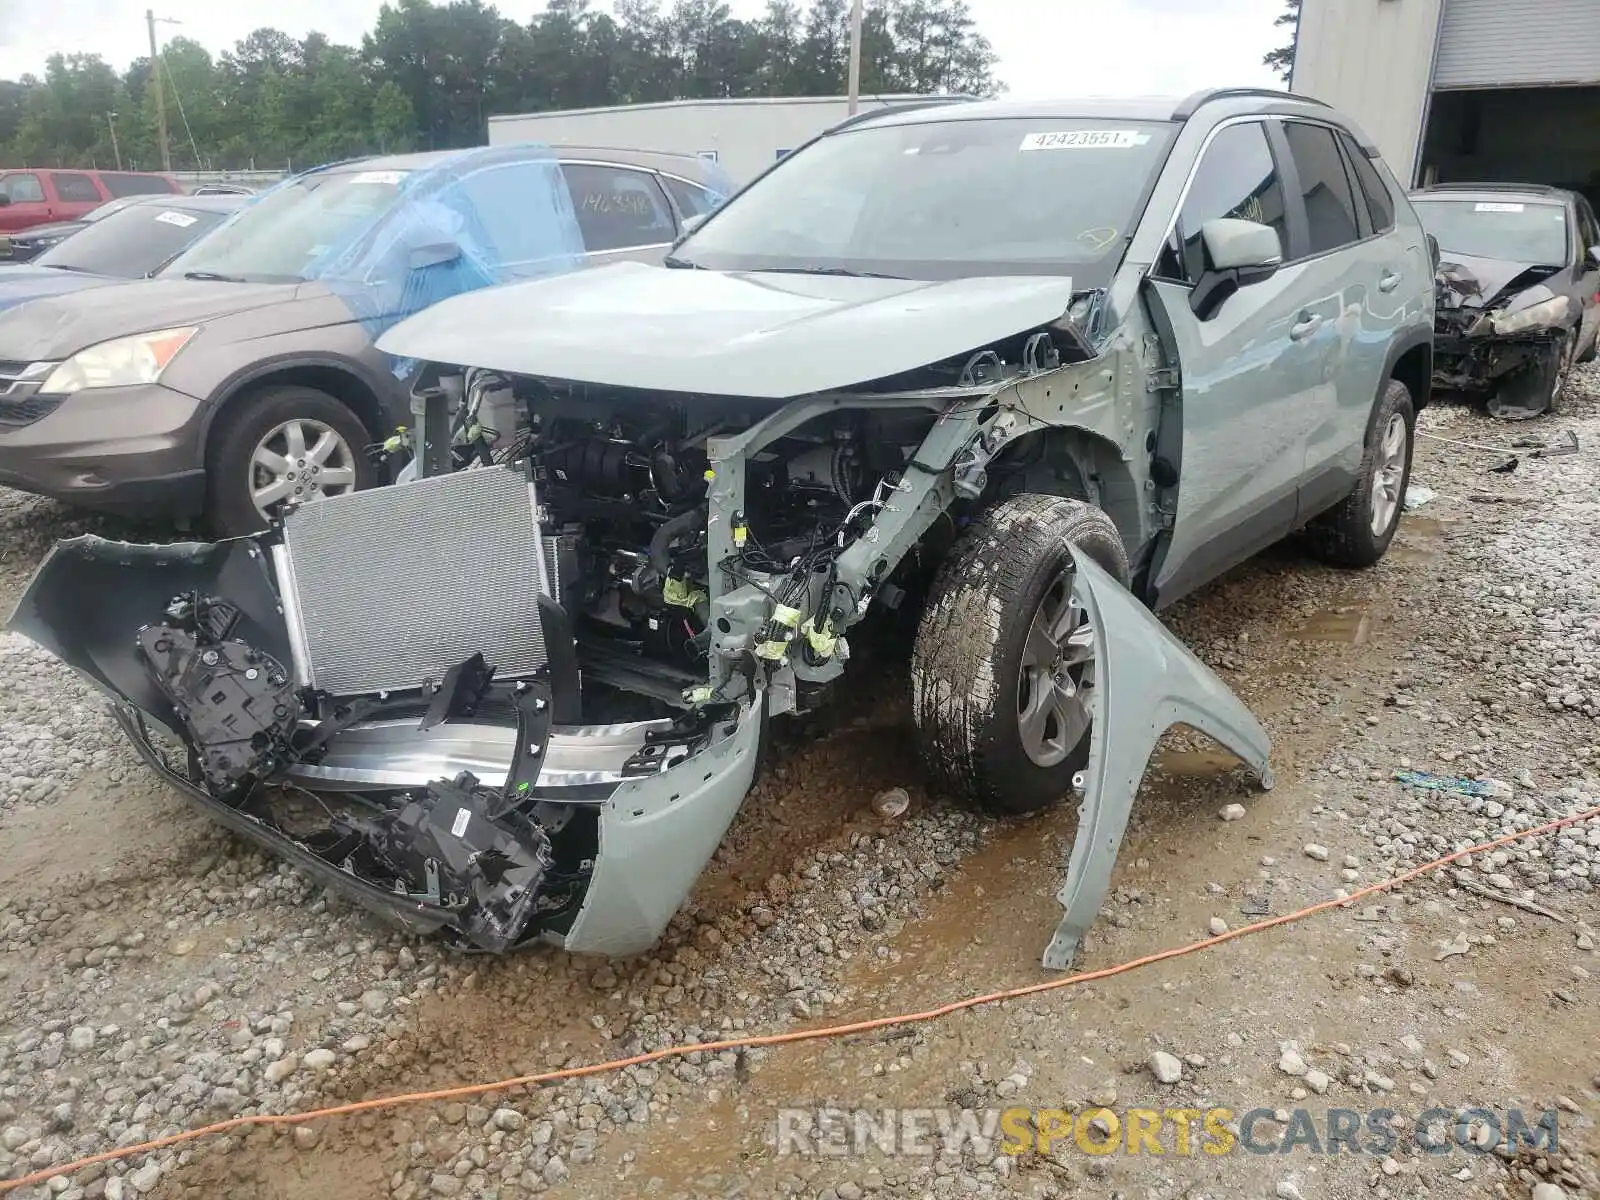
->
0, 368, 1595, 1200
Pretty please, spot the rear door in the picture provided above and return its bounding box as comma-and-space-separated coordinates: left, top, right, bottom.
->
560, 162, 680, 265
1273, 120, 1409, 521
1144, 119, 1330, 604
47, 170, 108, 221
0, 172, 53, 233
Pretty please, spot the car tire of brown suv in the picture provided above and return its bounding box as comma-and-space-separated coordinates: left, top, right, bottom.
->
206, 384, 377, 537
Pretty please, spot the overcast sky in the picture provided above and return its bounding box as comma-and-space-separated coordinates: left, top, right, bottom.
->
0, 0, 1286, 97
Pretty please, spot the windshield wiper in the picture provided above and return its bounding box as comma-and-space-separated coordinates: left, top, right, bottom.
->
40, 263, 93, 274
182, 270, 247, 283
662, 255, 703, 270
754, 266, 907, 280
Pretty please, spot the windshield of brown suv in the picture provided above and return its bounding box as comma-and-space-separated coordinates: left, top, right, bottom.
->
669, 117, 1176, 284
160, 169, 407, 283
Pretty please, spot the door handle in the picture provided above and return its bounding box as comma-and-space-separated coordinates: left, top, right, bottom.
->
1378, 270, 1402, 293
1289, 313, 1323, 341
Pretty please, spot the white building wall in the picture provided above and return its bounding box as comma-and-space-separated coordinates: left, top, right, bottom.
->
488, 95, 937, 184
1292, 0, 1445, 185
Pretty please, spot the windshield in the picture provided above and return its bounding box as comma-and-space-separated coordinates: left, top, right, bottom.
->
34, 203, 231, 277
81, 196, 143, 224
671, 117, 1176, 282
1413, 199, 1569, 266
161, 170, 407, 283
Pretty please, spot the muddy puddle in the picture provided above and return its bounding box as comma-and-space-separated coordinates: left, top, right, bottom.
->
836, 743, 1263, 1008
1297, 607, 1374, 645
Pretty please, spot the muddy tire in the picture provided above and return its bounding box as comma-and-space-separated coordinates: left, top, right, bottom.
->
1304, 377, 1414, 569
911, 494, 1130, 815
206, 386, 376, 538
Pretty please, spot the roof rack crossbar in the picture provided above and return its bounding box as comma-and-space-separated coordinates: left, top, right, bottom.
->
1171, 87, 1329, 121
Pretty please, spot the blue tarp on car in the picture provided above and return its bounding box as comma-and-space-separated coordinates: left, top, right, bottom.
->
215, 144, 589, 375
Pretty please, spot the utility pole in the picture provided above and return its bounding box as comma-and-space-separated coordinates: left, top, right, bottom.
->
147, 9, 171, 172
846, 0, 863, 114
106, 111, 122, 169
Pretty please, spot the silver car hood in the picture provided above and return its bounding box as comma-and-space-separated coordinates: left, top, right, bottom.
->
377, 261, 1075, 399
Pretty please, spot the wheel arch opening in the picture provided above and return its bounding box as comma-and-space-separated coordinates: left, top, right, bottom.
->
1391, 340, 1433, 412
208, 363, 392, 451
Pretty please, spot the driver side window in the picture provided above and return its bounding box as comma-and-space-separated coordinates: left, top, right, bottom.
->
1157, 122, 1287, 284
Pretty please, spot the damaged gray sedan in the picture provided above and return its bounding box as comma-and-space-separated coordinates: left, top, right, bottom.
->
1412, 183, 1600, 419
10, 90, 1439, 968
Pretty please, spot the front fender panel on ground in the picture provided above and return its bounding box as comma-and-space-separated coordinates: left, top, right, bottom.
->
1043, 551, 1273, 970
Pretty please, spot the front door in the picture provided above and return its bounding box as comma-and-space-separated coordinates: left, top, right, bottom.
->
1144, 119, 1329, 605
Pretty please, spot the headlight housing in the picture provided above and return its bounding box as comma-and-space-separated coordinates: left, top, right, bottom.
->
1490, 295, 1571, 337
40, 326, 199, 395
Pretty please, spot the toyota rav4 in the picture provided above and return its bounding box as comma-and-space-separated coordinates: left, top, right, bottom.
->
11, 88, 1435, 969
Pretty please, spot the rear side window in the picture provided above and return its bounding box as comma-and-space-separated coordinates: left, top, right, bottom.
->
1163, 121, 1287, 283
52, 172, 102, 203
1282, 122, 1362, 254
101, 172, 178, 198
1337, 133, 1395, 234
0, 173, 45, 204
661, 175, 718, 219
561, 164, 675, 252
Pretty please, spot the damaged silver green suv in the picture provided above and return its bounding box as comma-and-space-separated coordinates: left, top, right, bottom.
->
10, 89, 1435, 969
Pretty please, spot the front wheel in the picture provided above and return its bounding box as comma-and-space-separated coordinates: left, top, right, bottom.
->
206, 385, 376, 537
1304, 377, 1415, 569
911, 494, 1130, 815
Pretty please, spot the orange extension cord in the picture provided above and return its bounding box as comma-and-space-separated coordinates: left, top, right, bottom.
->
4, 801, 1597, 1194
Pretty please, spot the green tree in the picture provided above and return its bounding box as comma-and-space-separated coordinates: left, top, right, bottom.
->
1264, 0, 1301, 83
0, 0, 1003, 170
371, 81, 417, 154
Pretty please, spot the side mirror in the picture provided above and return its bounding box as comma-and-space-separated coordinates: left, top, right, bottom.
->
409, 241, 462, 271
0, 194, 12, 208
1587, 243, 1600, 269
1190, 218, 1283, 320
1201, 218, 1282, 273
1426, 233, 1441, 270
680, 212, 709, 236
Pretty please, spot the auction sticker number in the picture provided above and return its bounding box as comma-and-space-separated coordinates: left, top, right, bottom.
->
154, 211, 197, 228
1475, 202, 1525, 213
1020, 130, 1147, 151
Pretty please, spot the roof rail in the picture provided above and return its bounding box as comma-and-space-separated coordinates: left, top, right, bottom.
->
825, 95, 977, 134
1171, 87, 1330, 121
1412, 181, 1567, 195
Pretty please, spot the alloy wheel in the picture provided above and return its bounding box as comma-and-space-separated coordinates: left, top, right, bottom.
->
248, 418, 360, 521
1016, 570, 1096, 768
1368, 412, 1408, 537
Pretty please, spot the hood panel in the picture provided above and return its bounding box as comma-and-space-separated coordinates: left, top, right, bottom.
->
378, 261, 1075, 398
0, 277, 303, 359
1435, 252, 1560, 311
0, 268, 116, 313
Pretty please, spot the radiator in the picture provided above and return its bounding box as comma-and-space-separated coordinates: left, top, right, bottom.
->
274, 466, 550, 697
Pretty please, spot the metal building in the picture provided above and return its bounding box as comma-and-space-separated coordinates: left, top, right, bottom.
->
1292, 0, 1600, 204
487, 94, 947, 184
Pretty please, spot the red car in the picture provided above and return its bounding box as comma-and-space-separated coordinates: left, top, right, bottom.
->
0, 168, 182, 233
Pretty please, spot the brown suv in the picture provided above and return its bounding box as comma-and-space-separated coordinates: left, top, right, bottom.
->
0, 145, 730, 535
